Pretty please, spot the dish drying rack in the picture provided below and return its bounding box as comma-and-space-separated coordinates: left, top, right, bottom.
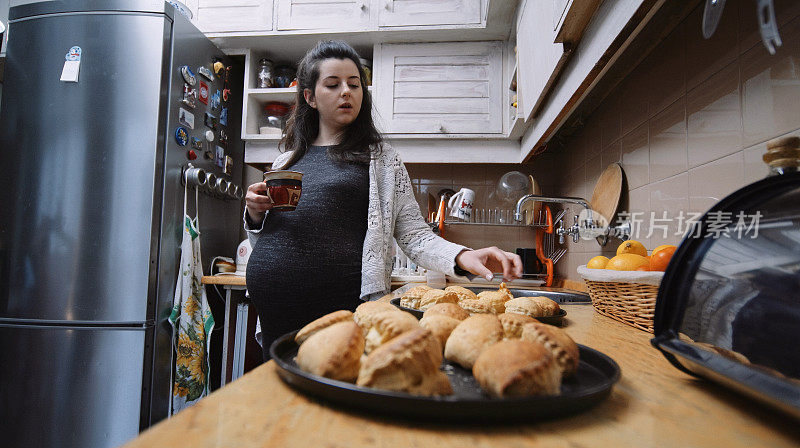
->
427, 206, 567, 287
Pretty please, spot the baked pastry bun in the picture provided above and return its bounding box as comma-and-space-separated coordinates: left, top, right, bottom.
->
419, 314, 461, 350
477, 282, 513, 303
530, 296, 560, 317
498, 313, 537, 339
354, 301, 400, 334
364, 311, 419, 354
504, 297, 545, 318
444, 314, 503, 369
399, 284, 431, 309
296, 321, 365, 382
357, 328, 453, 396
295, 310, 354, 344
521, 322, 579, 377
473, 339, 562, 397
423, 303, 469, 321
458, 298, 495, 315
419, 289, 459, 311
444, 285, 478, 302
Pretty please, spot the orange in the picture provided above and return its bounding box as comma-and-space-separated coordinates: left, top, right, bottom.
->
616, 240, 647, 257
635, 265, 650, 271
650, 247, 676, 271
587, 256, 610, 269
606, 254, 650, 271
652, 244, 677, 256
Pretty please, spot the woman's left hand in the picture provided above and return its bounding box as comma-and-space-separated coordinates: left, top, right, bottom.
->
455, 247, 523, 282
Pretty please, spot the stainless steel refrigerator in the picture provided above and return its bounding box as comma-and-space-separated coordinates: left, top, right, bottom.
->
0, 1, 244, 446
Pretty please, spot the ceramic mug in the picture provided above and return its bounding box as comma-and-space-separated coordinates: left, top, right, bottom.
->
263, 170, 303, 211
448, 188, 475, 221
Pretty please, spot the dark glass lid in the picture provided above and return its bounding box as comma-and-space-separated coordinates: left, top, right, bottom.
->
652, 171, 800, 418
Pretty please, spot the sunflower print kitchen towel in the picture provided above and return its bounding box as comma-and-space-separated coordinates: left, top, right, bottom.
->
169, 215, 215, 414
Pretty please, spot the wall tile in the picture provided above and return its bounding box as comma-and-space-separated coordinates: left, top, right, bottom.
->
451, 164, 487, 187
648, 173, 689, 248
411, 164, 454, 185
620, 123, 650, 189
627, 185, 651, 248
687, 61, 743, 168
741, 17, 800, 146
584, 118, 603, 160
645, 24, 686, 115
649, 97, 688, 182
600, 92, 622, 148
601, 141, 621, 168
685, 2, 738, 90
688, 151, 744, 214
586, 154, 603, 196
621, 64, 650, 135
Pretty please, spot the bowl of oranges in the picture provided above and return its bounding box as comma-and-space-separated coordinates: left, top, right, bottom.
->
576, 242, 677, 333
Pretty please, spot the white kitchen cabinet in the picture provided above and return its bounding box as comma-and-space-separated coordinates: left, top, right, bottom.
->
378, 0, 481, 27
374, 41, 503, 134
516, 0, 569, 120
276, 0, 371, 31
196, 0, 273, 34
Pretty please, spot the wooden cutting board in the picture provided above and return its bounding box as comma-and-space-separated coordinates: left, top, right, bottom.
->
590, 163, 624, 223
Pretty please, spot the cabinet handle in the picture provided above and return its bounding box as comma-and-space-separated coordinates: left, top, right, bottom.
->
357, 1, 367, 10
435, 123, 445, 133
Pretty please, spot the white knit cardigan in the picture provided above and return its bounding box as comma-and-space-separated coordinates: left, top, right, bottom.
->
244, 145, 468, 300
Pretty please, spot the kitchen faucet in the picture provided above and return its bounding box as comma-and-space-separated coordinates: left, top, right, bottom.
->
514, 194, 630, 245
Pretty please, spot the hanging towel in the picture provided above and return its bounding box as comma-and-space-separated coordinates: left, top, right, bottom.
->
169, 173, 215, 414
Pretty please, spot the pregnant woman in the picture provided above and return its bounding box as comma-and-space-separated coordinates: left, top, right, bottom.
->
245, 40, 522, 360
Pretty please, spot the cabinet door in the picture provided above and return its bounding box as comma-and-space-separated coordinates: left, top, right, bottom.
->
276, 0, 370, 31
376, 42, 503, 134
379, 0, 481, 27
517, 0, 568, 120
196, 0, 273, 33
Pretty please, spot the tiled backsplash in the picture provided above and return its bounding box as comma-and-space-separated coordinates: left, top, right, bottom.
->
406, 163, 555, 253
542, 0, 800, 282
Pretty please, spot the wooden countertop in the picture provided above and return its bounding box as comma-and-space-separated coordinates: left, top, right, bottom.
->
125, 305, 800, 447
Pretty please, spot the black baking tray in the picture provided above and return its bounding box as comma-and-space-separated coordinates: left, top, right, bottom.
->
390, 298, 568, 326
270, 331, 620, 423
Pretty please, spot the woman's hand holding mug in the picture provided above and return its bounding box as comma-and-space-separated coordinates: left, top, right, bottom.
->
245, 182, 274, 224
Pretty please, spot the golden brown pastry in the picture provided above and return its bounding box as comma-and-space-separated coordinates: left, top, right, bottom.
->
477, 282, 513, 303
294, 310, 354, 345
419, 314, 461, 350
521, 322, 580, 377
399, 284, 431, 309
458, 298, 495, 315
364, 311, 419, 354
498, 313, 538, 339
357, 328, 453, 396
444, 314, 504, 369
295, 321, 365, 382
504, 297, 545, 318
473, 339, 562, 397
478, 295, 507, 314
422, 302, 469, 321
353, 301, 400, 334
530, 296, 560, 317
419, 289, 459, 311
445, 285, 479, 302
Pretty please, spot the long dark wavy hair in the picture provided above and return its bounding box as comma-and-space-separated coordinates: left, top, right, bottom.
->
280, 40, 382, 167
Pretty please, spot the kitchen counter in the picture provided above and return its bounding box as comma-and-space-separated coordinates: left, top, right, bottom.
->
124, 305, 800, 447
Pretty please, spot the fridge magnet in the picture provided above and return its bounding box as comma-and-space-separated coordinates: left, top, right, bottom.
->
204, 112, 217, 130
198, 81, 209, 105
181, 84, 197, 109
213, 60, 226, 76
191, 137, 203, 150
174, 127, 189, 146
180, 65, 196, 86
224, 155, 233, 176
198, 65, 214, 81
218, 128, 228, 145
66, 46, 82, 61
178, 107, 195, 130
210, 90, 221, 111
215, 146, 225, 168
219, 107, 228, 126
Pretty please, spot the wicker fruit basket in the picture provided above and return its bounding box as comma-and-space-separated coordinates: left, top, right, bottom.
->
576, 265, 664, 333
